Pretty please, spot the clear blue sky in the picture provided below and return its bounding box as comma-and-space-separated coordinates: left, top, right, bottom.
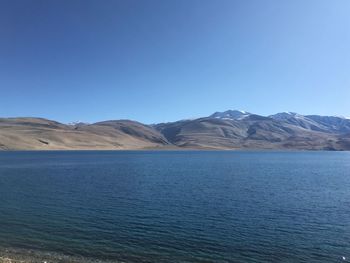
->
0, 0, 349, 123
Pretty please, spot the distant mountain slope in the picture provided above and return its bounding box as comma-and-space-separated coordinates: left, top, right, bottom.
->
0, 111, 349, 150
305, 115, 350, 133
155, 114, 347, 150
0, 118, 170, 150
269, 112, 350, 134
76, 120, 169, 147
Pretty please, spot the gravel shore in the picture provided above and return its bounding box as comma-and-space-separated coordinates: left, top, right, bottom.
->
0, 248, 115, 263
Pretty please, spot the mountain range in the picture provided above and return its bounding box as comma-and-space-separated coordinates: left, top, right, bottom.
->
1, 110, 349, 150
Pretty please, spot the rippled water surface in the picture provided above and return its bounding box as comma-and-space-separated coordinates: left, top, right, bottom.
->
0, 151, 349, 262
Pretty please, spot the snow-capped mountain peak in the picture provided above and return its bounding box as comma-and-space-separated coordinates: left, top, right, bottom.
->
269, 112, 303, 120
210, 110, 251, 120
67, 121, 89, 126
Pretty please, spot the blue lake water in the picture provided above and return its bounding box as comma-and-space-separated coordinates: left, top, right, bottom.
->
0, 151, 349, 262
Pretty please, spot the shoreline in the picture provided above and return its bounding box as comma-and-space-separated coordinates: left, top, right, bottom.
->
0, 148, 348, 152
0, 247, 116, 263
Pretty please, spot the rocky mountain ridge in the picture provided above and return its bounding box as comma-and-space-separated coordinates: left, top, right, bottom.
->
1, 111, 349, 150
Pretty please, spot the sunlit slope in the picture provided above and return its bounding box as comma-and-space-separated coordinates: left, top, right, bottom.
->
1, 113, 349, 150
0, 118, 170, 150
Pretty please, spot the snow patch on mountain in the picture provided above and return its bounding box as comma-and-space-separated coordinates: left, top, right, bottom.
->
210, 110, 251, 120
67, 121, 90, 126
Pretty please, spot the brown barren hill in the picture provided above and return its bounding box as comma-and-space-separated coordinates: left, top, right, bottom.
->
0, 111, 349, 151
0, 118, 170, 150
